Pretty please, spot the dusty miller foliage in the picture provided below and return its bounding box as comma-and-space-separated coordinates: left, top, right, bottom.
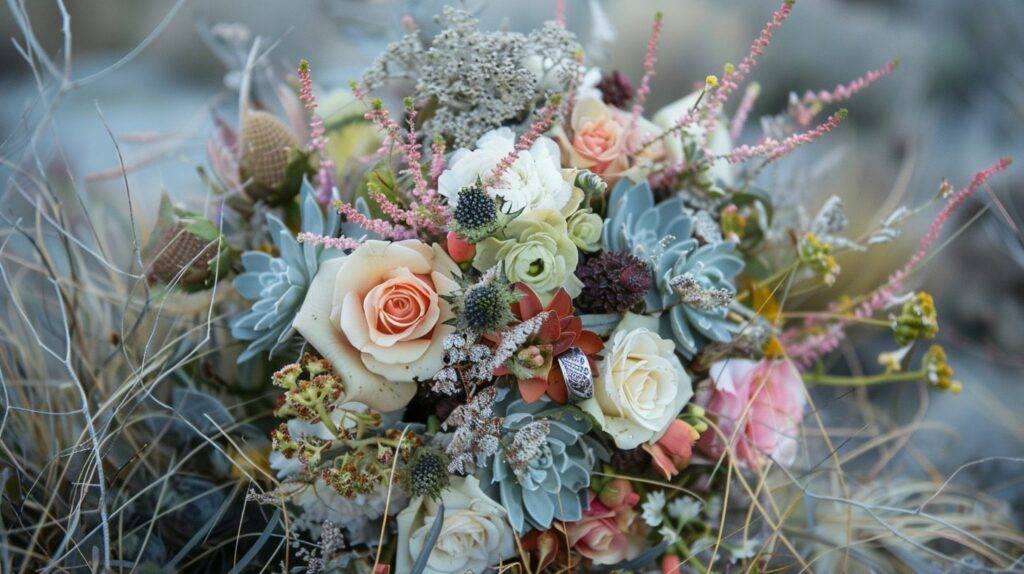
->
363, 7, 578, 147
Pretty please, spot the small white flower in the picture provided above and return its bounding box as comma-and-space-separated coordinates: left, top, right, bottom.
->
658, 526, 679, 545
667, 496, 702, 524
641, 490, 666, 527
438, 127, 572, 215
729, 538, 761, 563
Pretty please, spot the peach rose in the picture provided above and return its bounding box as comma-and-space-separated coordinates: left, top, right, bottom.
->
293, 240, 459, 412
558, 98, 662, 183
564, 98, 629, 176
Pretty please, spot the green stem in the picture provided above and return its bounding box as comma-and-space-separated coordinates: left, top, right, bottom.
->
315, 404, 340, 438
803, 369, 924, 387
780, 311, 891, 328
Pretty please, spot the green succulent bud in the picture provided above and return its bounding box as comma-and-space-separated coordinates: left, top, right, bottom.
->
401, 448, 450, 500
922, 344, 961, 394
573, 169, 607, 201
893, 292, 938, 346
798, 232, 840, 286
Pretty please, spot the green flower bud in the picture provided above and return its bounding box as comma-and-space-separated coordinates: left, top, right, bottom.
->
567, 209, 603, 252
893, 292, 938, 346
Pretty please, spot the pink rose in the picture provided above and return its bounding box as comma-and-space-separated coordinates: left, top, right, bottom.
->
696, 359, 806, 469
568, 488, 644, 566
293, 240, 459, 412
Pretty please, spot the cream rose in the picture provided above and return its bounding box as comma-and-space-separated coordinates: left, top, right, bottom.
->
293, 240, 459, 412
396, 476, 516, 574
438, 127, 572, 215
652, 91, 735, 187
580, 313, 692, 449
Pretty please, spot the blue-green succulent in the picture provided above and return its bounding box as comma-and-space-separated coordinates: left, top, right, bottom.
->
231, 181, 344, 362
602, 179, 744, 357
481, 398, 594, 533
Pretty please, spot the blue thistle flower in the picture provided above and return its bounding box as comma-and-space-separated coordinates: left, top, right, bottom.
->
602, 179, 744, 357
481, 398, 594, 533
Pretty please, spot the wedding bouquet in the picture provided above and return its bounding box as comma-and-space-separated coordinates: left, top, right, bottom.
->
3, 1, 1020, 573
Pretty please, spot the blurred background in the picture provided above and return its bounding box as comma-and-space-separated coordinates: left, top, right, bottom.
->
1, 0, 1022, 521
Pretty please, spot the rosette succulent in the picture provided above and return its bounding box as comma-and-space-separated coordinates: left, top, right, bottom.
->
602, 179, 743, 357
481, 398, 595, 533
230, 181, 342, 362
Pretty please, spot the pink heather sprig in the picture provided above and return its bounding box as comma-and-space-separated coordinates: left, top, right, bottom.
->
296, 232, 362, 251
724, 108, 847, 164
429, 135, 447, 184
792, 59, 898, 126
351, 86, 449, 229
333, 199, 415, 240
885, 156, 1013, 292
400, 101, 432, 203
626, 12, 664, 152
298, 60, 336, 207
729, 82, 761, 141
368, 189, 444, 236
701, 0, 795, 145
555, 0, 566, 26
483, 95, 562, 189
785, 157, 1013, 367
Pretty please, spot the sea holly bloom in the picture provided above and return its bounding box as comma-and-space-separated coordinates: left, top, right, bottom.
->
695, 359, 806, 469
492, 284, 603, 403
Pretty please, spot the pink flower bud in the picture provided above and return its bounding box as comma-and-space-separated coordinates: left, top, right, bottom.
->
645, 419, 699, 479
598, 478, 639, 510
662, 554, 682, 574
445, 231, 475, 263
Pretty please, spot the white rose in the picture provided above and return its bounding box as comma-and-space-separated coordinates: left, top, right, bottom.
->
652, 91, 735, 187
438, 127, 572, 215
396, 476, 516, 574
293, 240, 459, 412
580, 313, 693, 449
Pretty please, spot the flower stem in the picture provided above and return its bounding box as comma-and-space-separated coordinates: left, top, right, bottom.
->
780, 311, 891, 328
803, 369, 924, 387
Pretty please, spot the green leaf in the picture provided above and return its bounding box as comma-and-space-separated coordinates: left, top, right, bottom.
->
410, 502, 445, 574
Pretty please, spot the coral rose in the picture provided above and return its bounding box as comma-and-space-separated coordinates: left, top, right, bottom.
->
293, 240, 459, 412
695, 359, 806, 469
